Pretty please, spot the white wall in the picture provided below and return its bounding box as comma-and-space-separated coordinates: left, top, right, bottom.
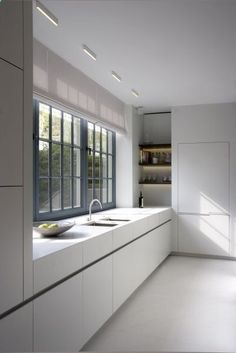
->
172, 102, 236, 256
143, 113, 171, 144
116, 106, 143, 207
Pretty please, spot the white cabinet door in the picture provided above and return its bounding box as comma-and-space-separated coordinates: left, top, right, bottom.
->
178, 214, 230, 256
158, 221, 172, 263
34, 273, 84, 352
83, 256, 112, 344
0, 303, 33, 352
0, 60, 23, 186
113, 243, 136, 312
113, 237, 151, 313
0, 188, 23, 315
113, 222, 171, 313
178, 143, 229, 214
0, 0, 23, 68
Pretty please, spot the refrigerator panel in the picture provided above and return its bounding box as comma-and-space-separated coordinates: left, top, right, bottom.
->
178, 142, 229, 215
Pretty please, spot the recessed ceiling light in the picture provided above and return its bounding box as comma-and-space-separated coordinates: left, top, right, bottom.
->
112, 71, 121, 82
36, 0, 58, 26
131, 89, 139, 98
83, 45, 97, 61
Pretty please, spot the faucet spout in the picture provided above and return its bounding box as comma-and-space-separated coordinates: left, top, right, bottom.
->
88, 199, 103, 221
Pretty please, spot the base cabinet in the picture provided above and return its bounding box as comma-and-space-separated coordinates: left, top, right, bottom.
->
34, 273, 84, 352
82, 256, 112, 345
178, 214, 230, 256
113, 242, 137, 312
0, 187, 23, 315
0, 303, 33, 352
113, 222, 171, 312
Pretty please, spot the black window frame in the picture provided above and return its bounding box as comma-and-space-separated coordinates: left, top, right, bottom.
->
33, 99, 116, 221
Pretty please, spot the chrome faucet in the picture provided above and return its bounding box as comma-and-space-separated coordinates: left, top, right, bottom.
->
88, 199, 103, 221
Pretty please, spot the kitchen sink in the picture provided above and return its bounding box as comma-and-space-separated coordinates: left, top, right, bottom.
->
101, 218, 130, 222
84, 221, 118, 227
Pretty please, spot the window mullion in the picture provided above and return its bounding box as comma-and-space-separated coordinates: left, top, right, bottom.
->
49, 105, 52, 213
61, 112, 64, 210
71, 116, 74, 208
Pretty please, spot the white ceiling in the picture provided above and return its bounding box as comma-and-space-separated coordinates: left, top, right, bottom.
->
33, 0, 236, 113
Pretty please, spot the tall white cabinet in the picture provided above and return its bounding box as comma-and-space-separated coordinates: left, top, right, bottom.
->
0, 1, 33, 351
177, 142, 230, 256
172, 103, 236, 257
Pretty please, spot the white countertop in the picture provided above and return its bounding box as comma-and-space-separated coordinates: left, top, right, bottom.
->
33, 207, 171, 261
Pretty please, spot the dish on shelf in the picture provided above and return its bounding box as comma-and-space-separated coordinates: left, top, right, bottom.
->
33, 221, 75, 237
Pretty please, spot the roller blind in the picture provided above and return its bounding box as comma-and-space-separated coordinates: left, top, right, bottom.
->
33, 39, 126, 134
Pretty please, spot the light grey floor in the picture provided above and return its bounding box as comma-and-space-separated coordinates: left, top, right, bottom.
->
82, 255, 236, 352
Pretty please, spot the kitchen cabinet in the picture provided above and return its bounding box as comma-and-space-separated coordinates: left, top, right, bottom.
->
178, 142, 229, 214
0, 0, 23, 68
113, 221, 171, 312
0, 188, 23, 315
113, 241, 137, 312
178, 214, 230, 256
0, 59, 23, 186
34, 241, 83, 293
0, 303, 33, 352
177, 142, 230, 256
83, 230, 112, 266
34, 273, 84, 352
82, 256, 112, 344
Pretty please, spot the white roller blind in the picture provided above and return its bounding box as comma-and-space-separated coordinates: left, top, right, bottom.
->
33, 39, 126, 134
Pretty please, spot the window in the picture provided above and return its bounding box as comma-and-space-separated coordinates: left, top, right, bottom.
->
87, 122, 115, 207
34, 100, 116, 220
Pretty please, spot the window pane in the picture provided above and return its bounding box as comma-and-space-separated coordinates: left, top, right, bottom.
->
95, 125, 100, 151
87, 179, 93, 206
63, 178, 72, 209
108, 131, 112, 154
102, 154, 107, 178
39, 141, 49, 177
39, 103, 50, 139
94, 152, 100, 178
73, 117, 81, 146
52, 178, 61, 211
108, 179, 112, 203
63, 146, 72, 176
39, 178, 50, 213
52, 108, 61, 142
88, 122, 94, 149
51, 143, 61, 177
102, 179, 107, 203
88, 151, 93, 178
73, 178, 81, 207
108, 155, 112, 178
102, 128, 107, 153
63, 113, 72, 144
73, 148, 80, 177
94, 179, 100, 200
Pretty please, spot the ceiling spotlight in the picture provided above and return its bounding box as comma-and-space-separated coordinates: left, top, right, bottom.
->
131, 89, 139, 98
112, 71, 121, 82
83, 45, 97, 61
36, 0, 58, 26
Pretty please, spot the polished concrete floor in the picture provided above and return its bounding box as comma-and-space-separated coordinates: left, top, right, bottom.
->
83, 255, 236, 352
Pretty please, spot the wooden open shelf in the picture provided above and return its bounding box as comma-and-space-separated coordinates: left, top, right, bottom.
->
139, 163, 171, 167
139, 144, 171, 149
139, 181, 171, 185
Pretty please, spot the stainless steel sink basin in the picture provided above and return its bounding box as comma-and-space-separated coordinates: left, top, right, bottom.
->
84, 221, 118, 227
101, 218, 130, 222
